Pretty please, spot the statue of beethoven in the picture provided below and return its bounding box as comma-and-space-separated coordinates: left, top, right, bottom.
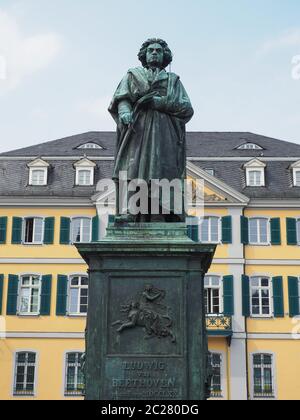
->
109, 38, 194, 222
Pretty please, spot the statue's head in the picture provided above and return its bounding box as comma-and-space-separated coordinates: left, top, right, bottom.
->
138, 38, 173, 70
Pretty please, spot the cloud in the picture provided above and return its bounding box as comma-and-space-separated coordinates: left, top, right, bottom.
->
259, 28, 300, 54
0, 9, 62, 91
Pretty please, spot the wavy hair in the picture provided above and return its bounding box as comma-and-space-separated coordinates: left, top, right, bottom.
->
138, 38, 173, 69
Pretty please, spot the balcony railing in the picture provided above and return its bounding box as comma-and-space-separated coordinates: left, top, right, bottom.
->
206, 314, 232, 335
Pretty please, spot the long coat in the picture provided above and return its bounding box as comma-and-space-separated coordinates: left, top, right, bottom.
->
109, 67, 194, 184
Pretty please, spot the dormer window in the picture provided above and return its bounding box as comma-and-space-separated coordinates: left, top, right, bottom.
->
74, 158, 96, 186
291, 161, 300, 186
77, 143, 102, 150
237, 143, 263, 151
28, 158, 49, 186
77, 169, 93, 186
244, 159, 266, 187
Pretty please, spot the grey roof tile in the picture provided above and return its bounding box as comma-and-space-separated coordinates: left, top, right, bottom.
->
0, 132, 300, 199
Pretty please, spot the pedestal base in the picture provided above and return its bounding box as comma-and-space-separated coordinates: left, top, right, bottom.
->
77, 224, 216, 401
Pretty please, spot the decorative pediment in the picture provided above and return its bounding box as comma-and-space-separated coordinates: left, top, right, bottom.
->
187, 162, 249, 205
27, 158, 50, 168
243, 158, 266, 169
290, 160, 300, 169
74, 157, 96, 168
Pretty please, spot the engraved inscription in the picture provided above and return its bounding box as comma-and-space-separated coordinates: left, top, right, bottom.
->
112, 284, 176, 343
110, 359, 182, 400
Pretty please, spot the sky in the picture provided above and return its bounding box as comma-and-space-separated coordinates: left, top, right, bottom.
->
0, 0, 300, 153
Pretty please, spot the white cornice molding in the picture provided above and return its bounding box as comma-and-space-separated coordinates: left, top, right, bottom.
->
1, 156, 300, 162
0, 197, 94, 207
248, 200, 300, 208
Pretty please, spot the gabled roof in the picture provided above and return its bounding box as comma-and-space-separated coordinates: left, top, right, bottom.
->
2, 131, 300, 158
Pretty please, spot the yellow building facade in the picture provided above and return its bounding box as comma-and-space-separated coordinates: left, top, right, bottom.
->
1, 132, 300, 400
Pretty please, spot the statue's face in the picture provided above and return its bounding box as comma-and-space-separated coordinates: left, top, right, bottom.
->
146, 43, 164, 68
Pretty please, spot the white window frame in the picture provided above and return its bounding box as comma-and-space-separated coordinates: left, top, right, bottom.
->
246, 168, 265, 187
13, 351, 38, 397
64, 352, 85, 397
22, 217, 45, 245
204, 168, 215, 177
18, 274, 42, 316
68, 275, 89, 316
71, 217, 92, 244
199, 216, 221, 244
250, 352, 277, 400
250, 276, 273, 318
248, 217, 270, 246
29, 167, 48, 186
238, 143, 263, 150
75, 167, 94, 186
204, 275, 223, 315
293, 169, 300, 187
77, 143, 102, 150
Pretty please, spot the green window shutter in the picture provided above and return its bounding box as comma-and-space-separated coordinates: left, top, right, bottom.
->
270, 218, 281, 246
11, 217, 23, 245
60, 218, 71, 245
241, 216, 249, 245
187, 216, 199, 242
6, 275, 19, 315
40, 275, 52, 316
92, 216, 99, 242
242, 275, 250, 317
223, 275, 234, 316
0, 275, 4, 314
287, 218, 297, 245
56, 275, 68, 316
222, 216, 232, 244
273, 276, 284, 318
44, 218, 55, 245
288, 277, 300, 318
0, 217, 8, 244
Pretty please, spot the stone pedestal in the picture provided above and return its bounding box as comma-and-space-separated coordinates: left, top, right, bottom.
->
76, 223, 216, 401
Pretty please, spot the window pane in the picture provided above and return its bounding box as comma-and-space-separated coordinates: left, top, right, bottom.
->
71, 277, 79, 286
78, 170, 92, 186
69, 288, 79, 313
200, 218, 209, 242
210, 218, 219, 242
33, 218, 43, 243
81, 277, 89, 286
32, 170, 45, 185
249, 219, 258, 243
25, 218, 34, 243
20, 288, 30, 313
82, 219, 91, 242
211, 277, 220, 287
259, 219, 268, 243
22, 277, 30, 286
72, 219, 81, 243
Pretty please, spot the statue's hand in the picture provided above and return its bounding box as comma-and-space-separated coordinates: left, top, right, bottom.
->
120, 112, 133, 126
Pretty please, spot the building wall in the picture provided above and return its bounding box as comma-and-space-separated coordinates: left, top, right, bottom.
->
0, 200, 300, 400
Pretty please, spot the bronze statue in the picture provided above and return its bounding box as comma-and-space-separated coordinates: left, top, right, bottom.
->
109, 38, 194, 223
